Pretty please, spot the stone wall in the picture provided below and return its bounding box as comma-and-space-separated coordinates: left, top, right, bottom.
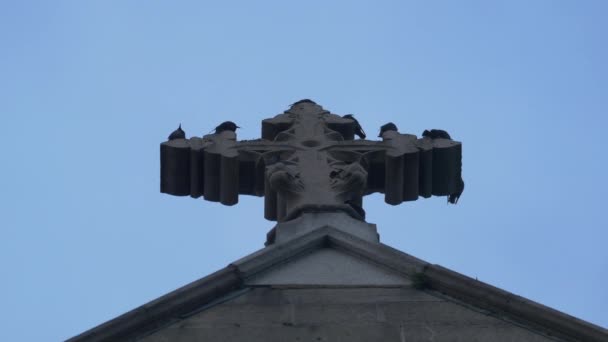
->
141, 287, 558, 342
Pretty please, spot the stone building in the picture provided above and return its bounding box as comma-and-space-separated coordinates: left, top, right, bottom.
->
70, 101, 607, 341
68, 213, 607, 341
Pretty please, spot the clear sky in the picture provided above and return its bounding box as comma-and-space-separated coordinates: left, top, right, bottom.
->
1, 1, 607, 340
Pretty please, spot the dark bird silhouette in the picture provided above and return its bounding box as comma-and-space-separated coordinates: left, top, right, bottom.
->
422, 129, 452, 140
168, 124, 186, 140
448, 179, 465, 204
343, 114, 366, 139
291, 99, 317, 107
213, 121, 240, 134
378, 122, 398, 137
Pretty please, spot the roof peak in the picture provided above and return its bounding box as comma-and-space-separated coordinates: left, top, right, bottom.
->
69, 225, 608, 342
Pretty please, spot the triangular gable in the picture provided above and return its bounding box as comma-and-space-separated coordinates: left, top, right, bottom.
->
69, 226, 608, 342
246, 247, 411, 286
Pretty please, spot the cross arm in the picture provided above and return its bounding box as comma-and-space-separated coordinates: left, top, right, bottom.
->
160, 132, 294, 206
381, 132, 462, 204
323, 132, 462, 205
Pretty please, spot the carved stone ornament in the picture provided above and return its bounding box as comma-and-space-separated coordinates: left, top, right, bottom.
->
161, 100, 463, 222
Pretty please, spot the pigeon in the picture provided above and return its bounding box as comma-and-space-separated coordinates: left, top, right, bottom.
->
422, 129, 451, 140
448, 179, 465, 204
378, 122, 398, 137
290, 99, 317, 107
213, 121, 240, 134
343, 114, 366, 139
168, 124, 186, 140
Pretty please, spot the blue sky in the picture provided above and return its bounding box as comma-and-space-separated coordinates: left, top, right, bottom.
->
1, 1, 607, 340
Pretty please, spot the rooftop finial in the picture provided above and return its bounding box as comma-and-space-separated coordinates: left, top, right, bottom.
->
161, 101, 463, 222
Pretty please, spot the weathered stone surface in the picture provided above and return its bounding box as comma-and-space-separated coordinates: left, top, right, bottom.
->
68, 226, 608, 342
246, 248, 410, 286
268, 212, 379, 244
160, 101, 464, 222
140, 288, 556, 342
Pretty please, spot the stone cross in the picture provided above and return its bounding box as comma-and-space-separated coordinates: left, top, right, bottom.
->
161, 100, 463, 222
